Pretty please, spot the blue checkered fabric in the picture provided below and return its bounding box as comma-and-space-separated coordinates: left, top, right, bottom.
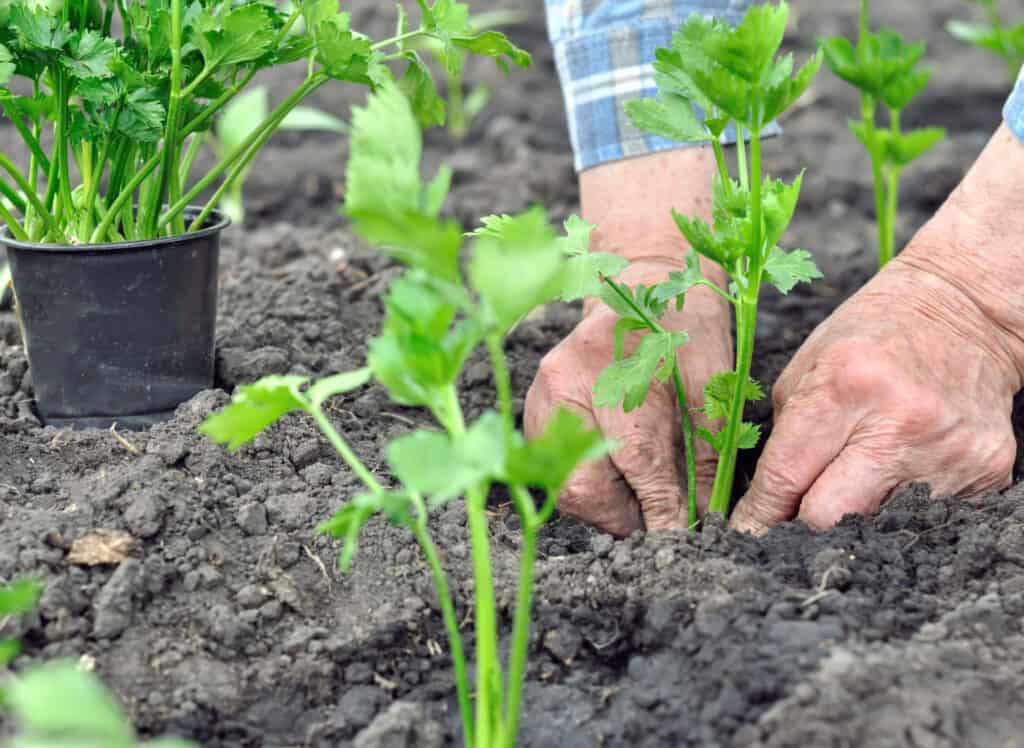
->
544, 0, 780, 171
1003, 65, 1024, 142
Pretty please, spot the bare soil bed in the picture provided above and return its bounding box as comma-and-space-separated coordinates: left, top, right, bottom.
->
2, 1, 1024, 746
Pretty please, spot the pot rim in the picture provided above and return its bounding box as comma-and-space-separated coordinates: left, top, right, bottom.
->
0, 208, 230, 254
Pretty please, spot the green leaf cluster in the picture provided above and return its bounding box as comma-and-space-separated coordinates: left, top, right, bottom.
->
0, 0, 532, 246
947, 0, 1024, 75
606, 1, 824, 517
822, 1, 946, 267
625, 2, 821, 141
203, 79, 610, 748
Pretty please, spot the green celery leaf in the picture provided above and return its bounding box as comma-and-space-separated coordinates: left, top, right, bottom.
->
307, 368, 373, 408
9, 4, 69, 51
698, 421, 761, 454
881, 67, 931, 110
884, 126, 946, 167
598, 280, 669, 326
672, 210, 746, 267
468, 206, 566, 332
345, 83, 462, 281
368, 272, 479, 407
0, 44, 14, 84
318, 492, 415, 569
760, 49, 822, 126
430, 0, 471, 34
763, 247, 822, 294
946, 20, 1004, 54
625, 91, 710, 142
821, 35, 858, 84
703, 0, 789, 84
197, 4, 278, 67
650, 252, 706, 309
216, 86, 267, 154
557, 215, 628, 302
594, 331, 689, 412
199, 376, 309, 451
451, 31, 531, 73
506, 408, 612, 492
61, 29, 115, 78
6, 661, 133, 742
398, 51, 447, 128
702, 371, 764, 422
315, 20, 376, 84
0, 579, 41, 615
761, 172, 804, 252
387, 412, 506, 501
282, 105, 348, 133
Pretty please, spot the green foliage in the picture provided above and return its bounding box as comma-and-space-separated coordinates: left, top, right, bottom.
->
207, 85, 346, 224
822, 0, 946, 268
600, 0, 823, 518
594, 330, 689, 412
947, 0, 1024, 75
0, 0, 531, 245
4, 661, 200, 748
203, 81, 611, 748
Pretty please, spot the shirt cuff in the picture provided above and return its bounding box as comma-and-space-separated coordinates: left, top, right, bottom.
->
546, 2, 779, 172
1003, 65, 1024, 143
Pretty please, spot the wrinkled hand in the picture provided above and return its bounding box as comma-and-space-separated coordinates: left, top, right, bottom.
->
525, 260, 733, 536
731, 252, 1024, 534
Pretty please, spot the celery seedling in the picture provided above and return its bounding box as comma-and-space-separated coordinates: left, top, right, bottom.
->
587, 1, 823, 521
202, 83, 610, 748
409, 8, 529, 139
0, 0, 529, 244
948, 0, 1024, 78
823, 0, 946, 267
206, 86, 347, 224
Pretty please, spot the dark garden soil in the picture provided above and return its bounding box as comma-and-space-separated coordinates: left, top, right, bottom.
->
3, 1, 1024, 746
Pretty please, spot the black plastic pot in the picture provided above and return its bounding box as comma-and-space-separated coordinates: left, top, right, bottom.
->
2, 210, 229, 429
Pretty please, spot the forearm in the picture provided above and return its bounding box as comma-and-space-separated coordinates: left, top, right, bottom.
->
896, 123, 1024, 387
580, 147, 728, 313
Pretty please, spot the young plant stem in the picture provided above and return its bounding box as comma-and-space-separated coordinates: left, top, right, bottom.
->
0, 155, 61, 240
164, 74, 328, 232
310, 407, 384, 492
0, 98, 52, 178
880, 108, 902, 267
671, 368, 699, 527
442, 385, 502, 747
0, 178, 27, 213
0, 202, 28, 241
601, 277, 699, 521
92, 74, 262, 242
485, 334, 514, 440
707, 130, 764, 516
860, 95, 890, 268
147, 0, 185, 238
467, 481, 500, 747
501, 505, 539, 748
409, 494, 475, 748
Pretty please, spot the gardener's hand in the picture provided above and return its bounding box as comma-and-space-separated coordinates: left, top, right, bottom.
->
526, 260, 732, 536
732, 125, 1024, 533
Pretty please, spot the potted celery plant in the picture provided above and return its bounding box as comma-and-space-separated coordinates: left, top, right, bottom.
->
0, 0, 528, 428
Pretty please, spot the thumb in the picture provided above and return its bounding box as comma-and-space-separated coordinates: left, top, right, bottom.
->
730, 393, 851, 535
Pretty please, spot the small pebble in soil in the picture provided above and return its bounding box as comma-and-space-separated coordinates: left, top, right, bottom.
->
237, 502, 268, 535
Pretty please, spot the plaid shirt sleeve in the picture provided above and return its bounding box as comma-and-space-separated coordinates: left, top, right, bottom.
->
1003, 65, 1024, 142
545, 0, 780, 172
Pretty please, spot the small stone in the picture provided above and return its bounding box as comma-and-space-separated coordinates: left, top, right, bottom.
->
237, 502, 268, 535
93, 559, 142, 639
236, 584, 270, 609
145, 437, 189, 466
354, 701, 442, 748
123, 494, 165, 538
291, 440, 323, 470
590, 534, 614, 557
259, 600, 283, 622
